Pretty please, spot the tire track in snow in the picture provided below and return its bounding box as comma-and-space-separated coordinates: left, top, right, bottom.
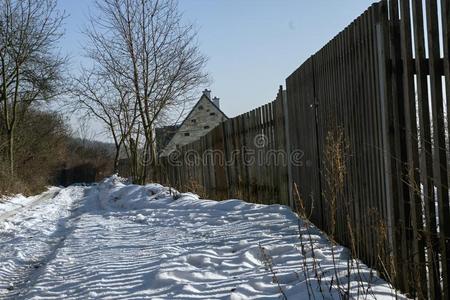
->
0, 188, 60, 223
2, 178, 407, 299
0, 186, 88, 299
16, 183, 299, 299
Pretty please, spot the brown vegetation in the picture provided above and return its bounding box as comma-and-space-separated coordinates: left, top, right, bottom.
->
0, 108, 114, 195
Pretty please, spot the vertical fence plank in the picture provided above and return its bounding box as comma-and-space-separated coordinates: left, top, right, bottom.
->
387, 0, 411, 290
256, 108, 261, 203
233, 117, 244, 197
341, 27, 351, 245
336, 31, 346, 245
318, 40, 329, 234
412, 0, 440, 296
442, 2, 450, 292
267, 102, 274, 203
362, 9, 377, 265
345, 18, 359, 256
425, 1, 450, 297
356, 13, 373, 263
349, 17, 365, 257
375, 0, 397, 281
369, 4, 385, 265
399, 0, 425, 294
444, 0, 450, 164
261, 104, 268, 204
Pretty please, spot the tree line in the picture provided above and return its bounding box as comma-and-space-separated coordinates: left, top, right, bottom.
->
0, 0, 207, 193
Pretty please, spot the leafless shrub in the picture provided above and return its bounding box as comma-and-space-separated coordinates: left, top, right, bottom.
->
258, 243, 288, 300
183, 179, 206, 199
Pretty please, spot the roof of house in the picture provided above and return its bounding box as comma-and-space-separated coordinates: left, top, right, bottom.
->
156, 125, 181, 152
158, 91, 228, 156
176, 93, 228, 130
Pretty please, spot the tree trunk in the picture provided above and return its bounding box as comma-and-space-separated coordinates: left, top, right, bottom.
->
141, 141, 149, 185
140, 126, 158, 184
113, 145, 121, 174
7, 128, 14, 177
128, 137, 140, 184
149, 132, 158, 180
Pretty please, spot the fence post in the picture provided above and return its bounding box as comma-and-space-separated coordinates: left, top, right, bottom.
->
282, 88, 294, 208
375, 0, 397, 281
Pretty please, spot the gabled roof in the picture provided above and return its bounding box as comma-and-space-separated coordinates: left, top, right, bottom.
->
176, 93, 228, 130
159, 92, 228, 157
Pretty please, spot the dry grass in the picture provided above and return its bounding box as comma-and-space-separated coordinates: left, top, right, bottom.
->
323, 127, 348, 295
182, 179, 207, 199
289, 128, 398, 299
258, 243, 288, 300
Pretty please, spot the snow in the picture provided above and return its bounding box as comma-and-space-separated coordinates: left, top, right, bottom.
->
0, 194, 28, 213
0, 187, 60, 216
0, 176, 407, 299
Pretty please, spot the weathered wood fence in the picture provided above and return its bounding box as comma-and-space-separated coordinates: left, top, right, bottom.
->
159, 0, 450, 297
161, 87, 289, 205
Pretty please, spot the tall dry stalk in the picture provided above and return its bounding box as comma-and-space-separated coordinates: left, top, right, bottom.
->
293, 183, 326, 299
258, 243, 288, 300
323, 127, 348, 293
183, 179, 207, 199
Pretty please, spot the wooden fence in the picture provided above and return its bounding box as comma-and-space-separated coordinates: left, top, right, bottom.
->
161, 87, 289, 205
387, 0, 449, 297
286, 0, 394, 294
159, 0, 449, 297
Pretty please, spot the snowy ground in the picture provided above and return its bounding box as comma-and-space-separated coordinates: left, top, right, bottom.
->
0, 187, 60, 218
0, 176, 406, 299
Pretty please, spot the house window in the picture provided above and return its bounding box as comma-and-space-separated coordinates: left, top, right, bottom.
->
198, 105, 204, 110
184, 132, 190, 136
210, 112, 216, 116
204, 126, 210, 129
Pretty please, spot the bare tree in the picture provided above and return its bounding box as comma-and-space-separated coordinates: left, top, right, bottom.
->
0, 0, 66, 176
85, 0, 208, 183
71, 70, 139, 172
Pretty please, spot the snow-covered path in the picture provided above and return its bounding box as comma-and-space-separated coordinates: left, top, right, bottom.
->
0, 177, 405, 299
0, 188, 61, 222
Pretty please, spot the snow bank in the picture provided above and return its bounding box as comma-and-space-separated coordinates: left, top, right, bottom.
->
0, 176, 407, 299
0, 194, 28, 214
97, 175, 283, 214
0, 187, 60, 216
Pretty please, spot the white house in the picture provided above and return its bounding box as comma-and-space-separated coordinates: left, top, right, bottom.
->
159, 90, 228, 157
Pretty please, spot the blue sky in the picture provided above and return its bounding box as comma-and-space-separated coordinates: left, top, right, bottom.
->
57, 0, 376, 138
